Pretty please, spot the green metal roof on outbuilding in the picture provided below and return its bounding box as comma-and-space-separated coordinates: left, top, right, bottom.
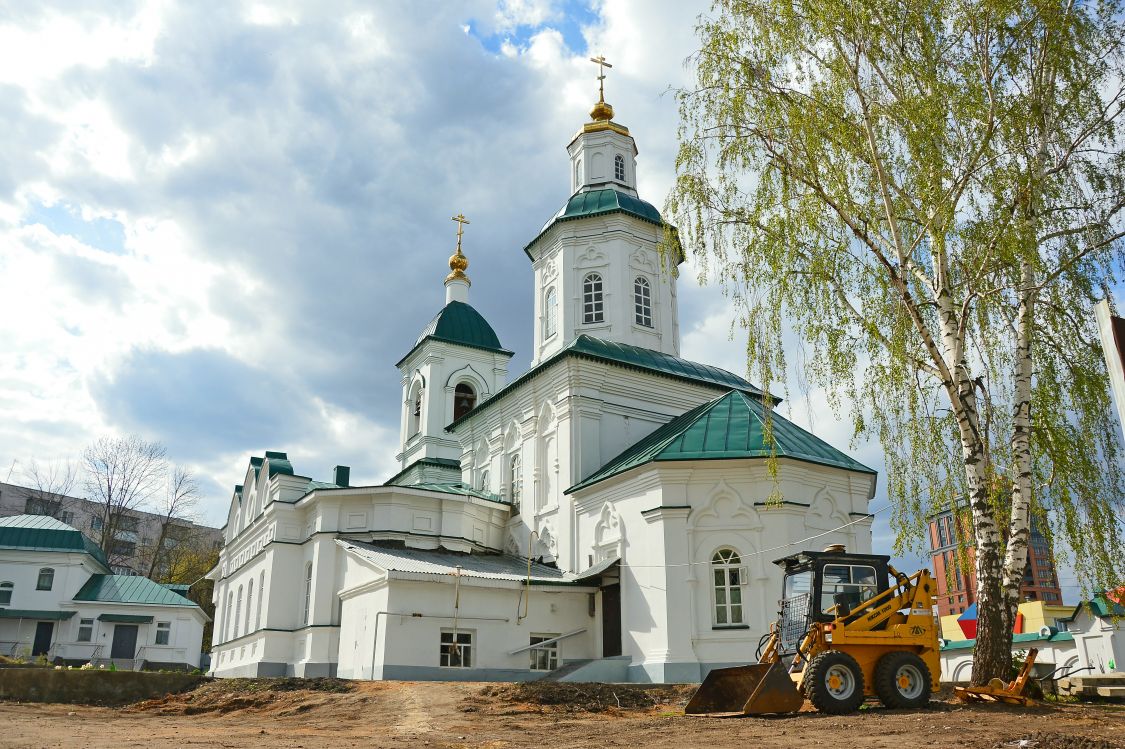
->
0, 515, 110, 570
73, 575, 201, 607
524, 189, 675, 258
567, 390, 877, 494
397, 301, 513, 366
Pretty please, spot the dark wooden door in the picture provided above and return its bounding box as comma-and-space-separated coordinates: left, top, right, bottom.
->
32, 622, 53, 656
601, 584, 621, 657
111, 624, 138, 659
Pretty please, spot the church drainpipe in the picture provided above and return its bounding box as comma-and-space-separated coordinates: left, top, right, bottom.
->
368, 610, 510, 680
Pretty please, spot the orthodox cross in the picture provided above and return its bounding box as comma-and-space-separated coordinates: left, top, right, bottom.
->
589, 54, 612, 101
451, 213, 470, 253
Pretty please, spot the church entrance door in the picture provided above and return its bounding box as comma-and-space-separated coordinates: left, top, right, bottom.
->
601, 584, 621, 657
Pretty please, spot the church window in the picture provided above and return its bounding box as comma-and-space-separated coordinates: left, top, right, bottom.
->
440, 629, 472, 667
509, 454, 522, 514
37, 568, 54, 591
574, 158, 582, 187
303, 563, 313, 625
529, 634, 560, 671
544, 287, 557, 338
224, 591, 233, 641
256, 571, 265, 630
234, 585, 243, 638
245, 580, 254, 635
634, 276, 652, 327
0, 581, 11, 606
410, 388, 423, 436
479, 470, 490, 493
614, 154, 625, 181
582, 273, 604, 324
454, 383, 477, 421
712, 549, 745, 626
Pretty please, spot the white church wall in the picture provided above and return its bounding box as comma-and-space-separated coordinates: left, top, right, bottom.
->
374, 578, 596, 681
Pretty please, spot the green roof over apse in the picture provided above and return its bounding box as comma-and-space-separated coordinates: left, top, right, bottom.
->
0, 515, 110, 570
567, 390, 877, 494
524, 189, 672, 258
73, 575, 201, 607
397, 301, 513, 366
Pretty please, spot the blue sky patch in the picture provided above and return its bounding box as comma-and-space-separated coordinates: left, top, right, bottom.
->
24, 201, 126, 255
466, 0, 599, 55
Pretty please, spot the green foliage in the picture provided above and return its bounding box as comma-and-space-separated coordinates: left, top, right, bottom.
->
670, 0, 1125, 605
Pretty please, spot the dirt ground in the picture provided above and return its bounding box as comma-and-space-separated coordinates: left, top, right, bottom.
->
1, 679, 1123, 749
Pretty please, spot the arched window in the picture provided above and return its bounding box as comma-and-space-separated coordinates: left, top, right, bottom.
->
634, 276, 652, 327
245, 580, 254, 634
303, 563, 313, 625
410, 386, 423, 436
0, 581, 12, 606
454, 383, 477, 421
256, 571, 265, 630
509, 453, 522, 514
544, 287, 558, 339
574, 158, 582, 187
712, 549, 745, 626
36, 568, 54, 591
582, 273, 604, 324
614, 154, 625, 181
224, 591, 233, 642
479, 469, 490, 493
234, 585, 243, 638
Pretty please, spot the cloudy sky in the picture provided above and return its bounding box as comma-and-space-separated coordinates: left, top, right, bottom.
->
5, 0, 1066, 582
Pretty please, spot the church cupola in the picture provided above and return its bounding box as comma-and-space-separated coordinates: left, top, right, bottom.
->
568, 55, 638, 197
393, 215, 513, 482
525, 60, 683, 367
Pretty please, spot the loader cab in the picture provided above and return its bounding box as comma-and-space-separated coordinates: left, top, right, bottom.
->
773, 549, 891, 654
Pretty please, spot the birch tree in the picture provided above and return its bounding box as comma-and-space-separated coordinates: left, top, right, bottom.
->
670, 0, 1125, 683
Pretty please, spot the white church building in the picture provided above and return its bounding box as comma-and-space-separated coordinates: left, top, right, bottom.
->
207, 79, 878, 683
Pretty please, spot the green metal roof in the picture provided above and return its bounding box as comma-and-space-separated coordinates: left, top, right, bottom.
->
399, 482, 508, 504
73, 575, 200, 607
448, 335, 766, 431
0, 515, 110, 570
524, 189, 668, 257
567, 390, 877, 493
0, 609, 76, 620
941, 630, 1075, 651
398, 301, 512, 366
384, 457, 462, 487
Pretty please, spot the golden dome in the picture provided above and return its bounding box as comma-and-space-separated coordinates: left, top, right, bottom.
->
590, 97, 614, 122
446, 247, 469, 284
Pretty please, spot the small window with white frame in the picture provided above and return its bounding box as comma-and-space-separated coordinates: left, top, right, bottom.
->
440, 629, 472, 668
529, 634, 559, 671
37, 567, 54, 591
614, 154, 625, 181
77, 618, 94, 642
0, 581, 12, 606
582, 273, 604, 324
712, 549, 746, 627
633, 276, 652, 327
155, 621, 171, 645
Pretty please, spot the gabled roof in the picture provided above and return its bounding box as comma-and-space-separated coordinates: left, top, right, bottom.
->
448, 335, 765, 431
0, 515, 110, 570
397, 301, 513, 366
338, 540, 566, 584
567, 390, 877, 493
524, 188, 676, 258
73, 575, 202, 607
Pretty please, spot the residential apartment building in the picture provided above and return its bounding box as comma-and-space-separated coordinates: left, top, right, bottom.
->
928, 507, 1063, 617
0, 481, 222, 578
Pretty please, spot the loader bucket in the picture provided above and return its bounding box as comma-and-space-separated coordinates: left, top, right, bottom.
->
684, 662, 805, 716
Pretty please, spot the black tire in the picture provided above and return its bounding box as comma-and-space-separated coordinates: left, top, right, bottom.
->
874, 651, 932, 709
805, 650, 866, 714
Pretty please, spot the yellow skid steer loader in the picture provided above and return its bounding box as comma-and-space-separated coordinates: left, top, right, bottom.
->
686, 546, 941, 716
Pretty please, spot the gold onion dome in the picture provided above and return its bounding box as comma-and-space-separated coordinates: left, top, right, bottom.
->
590, 97, 614, 122
446, 247, 469, 284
